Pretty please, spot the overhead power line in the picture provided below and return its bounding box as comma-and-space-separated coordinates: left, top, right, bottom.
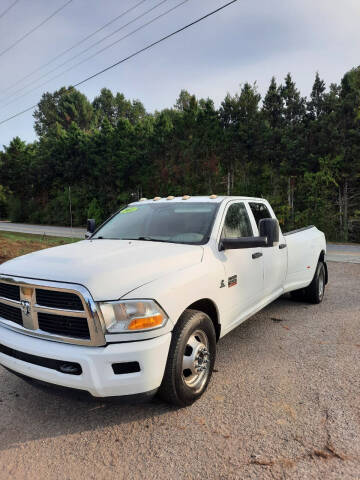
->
0, 0, 73, 59
2, 0, 170, 104
1, 0, 148, 95
0, 0, 239, 126
0, 0, 20, 20
2, 0, 189, 108
71, 0, 189, 73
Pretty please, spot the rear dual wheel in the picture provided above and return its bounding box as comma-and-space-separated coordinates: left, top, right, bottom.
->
159, 309, 216, 407
290, 261, 326, 304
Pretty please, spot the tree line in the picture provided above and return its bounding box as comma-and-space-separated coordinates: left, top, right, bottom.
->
1, 67, 360, 241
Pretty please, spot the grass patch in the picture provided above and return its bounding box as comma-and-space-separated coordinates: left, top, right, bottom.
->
0, 230, 79, 264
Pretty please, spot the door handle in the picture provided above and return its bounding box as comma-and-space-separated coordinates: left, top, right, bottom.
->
279, 243, 287, 249
252, 252, 263, 259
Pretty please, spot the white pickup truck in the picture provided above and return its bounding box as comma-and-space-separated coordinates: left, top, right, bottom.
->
0, 196, 327, 406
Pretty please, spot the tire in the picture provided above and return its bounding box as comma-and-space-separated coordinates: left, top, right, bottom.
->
158, 309, 216, 407
290, 289, 306, 301
304, 261, 326, 304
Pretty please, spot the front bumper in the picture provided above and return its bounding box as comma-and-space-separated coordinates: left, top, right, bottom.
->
0, 324, 171, 397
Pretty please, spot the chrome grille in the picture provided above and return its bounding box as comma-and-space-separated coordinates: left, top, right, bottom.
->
0, 282, 20, 301
0, 276, 105, 346
36, 289, 84, 311
38, 312, 90, 339
0, 302, 22, 325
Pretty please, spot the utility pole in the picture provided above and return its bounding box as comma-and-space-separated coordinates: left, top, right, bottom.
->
288, 176, 295, 227
68, 186, 74, 240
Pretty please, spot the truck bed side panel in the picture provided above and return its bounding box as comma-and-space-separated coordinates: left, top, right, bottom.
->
283, 227, 326, 292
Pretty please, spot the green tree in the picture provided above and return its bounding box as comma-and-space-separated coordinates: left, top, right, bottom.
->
337, 67, 360, 239
93, 88, 147, 127
0, 75, 359, 241
33, 87, 95, 136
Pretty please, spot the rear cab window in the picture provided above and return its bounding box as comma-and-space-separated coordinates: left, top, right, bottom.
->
248, 202, 272, 229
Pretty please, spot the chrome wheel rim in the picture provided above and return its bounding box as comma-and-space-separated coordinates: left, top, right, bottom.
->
182, 329, 210, 393
318, 269, 324, 299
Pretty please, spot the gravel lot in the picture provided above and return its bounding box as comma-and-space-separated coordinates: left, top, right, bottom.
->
0, 261, 359, 479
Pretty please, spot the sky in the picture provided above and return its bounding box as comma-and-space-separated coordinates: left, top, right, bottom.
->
0, 0, 359, 148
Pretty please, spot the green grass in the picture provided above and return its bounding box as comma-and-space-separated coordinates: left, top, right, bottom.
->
0, 230, 80, 263
0, 230, 78, 244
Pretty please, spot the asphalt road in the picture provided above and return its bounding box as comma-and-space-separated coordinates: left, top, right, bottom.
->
0, 261, 359, 479
1, 222, 360, 263
326, 243, 360, 264
0, 222, 86, 239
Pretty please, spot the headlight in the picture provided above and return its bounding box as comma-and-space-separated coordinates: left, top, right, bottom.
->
99, 299, 168, 333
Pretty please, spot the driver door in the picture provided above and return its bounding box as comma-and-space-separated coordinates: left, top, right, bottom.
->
218, 202, 264, 331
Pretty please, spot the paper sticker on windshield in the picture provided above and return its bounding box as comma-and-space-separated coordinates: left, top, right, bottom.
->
120, 207, 138, 214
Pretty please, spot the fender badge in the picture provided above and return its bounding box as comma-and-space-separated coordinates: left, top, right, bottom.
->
220, 280, 226, 288
228, 275, 237, 287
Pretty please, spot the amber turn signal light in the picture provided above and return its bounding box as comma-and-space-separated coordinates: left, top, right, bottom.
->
127, 314, 164, 330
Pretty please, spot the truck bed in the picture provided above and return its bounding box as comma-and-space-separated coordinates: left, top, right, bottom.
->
283, 225, 326, 292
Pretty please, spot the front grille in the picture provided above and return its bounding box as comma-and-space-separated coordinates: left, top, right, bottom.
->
0, 283, 20, 301
38, 312, 90, 339
36, 289, 84, 311
0, 277, 104, 346
0, 343, 82, 375
0, 303, 22, 325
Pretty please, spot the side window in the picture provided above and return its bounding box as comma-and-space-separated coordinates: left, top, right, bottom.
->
249, 202, 272, 227
222, 203, 253, 239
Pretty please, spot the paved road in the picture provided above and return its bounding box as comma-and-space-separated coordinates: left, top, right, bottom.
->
0, 262, 359, 479
1, 222, 360, 263
0, 222, 86, 239
326, 243, 360, 263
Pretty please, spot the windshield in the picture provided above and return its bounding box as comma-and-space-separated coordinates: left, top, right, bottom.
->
92, 202, 219, 245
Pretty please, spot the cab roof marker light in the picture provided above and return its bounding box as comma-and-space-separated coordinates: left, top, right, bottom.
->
182, 195, 191, 200
153, 197, 161, 201
209, 194, 217, 199
166, 196, 175, 200
139, 198, 147, 201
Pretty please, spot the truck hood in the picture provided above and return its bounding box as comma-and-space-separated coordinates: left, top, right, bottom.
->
0, 240, 204, 300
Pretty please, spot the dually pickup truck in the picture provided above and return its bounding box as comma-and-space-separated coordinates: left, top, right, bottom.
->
0, 196, 327, 406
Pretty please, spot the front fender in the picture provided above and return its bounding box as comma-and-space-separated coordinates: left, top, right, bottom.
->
122, 259, 224, 329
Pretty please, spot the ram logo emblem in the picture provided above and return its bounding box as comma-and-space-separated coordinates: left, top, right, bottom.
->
20, 300, 31, 316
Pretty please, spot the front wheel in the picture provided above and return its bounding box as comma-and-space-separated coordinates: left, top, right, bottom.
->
158, 309, 216, 406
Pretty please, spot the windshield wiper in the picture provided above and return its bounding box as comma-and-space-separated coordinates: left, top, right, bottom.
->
125, 236, 169, 243
93, 236, 184, 243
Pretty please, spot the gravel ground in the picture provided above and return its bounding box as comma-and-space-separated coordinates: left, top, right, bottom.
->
0, 261, 359, 480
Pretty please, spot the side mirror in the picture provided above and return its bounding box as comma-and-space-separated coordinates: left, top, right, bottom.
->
85, 218, 96, 239
259, 218, 279, 247
220, 236, 268, 250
